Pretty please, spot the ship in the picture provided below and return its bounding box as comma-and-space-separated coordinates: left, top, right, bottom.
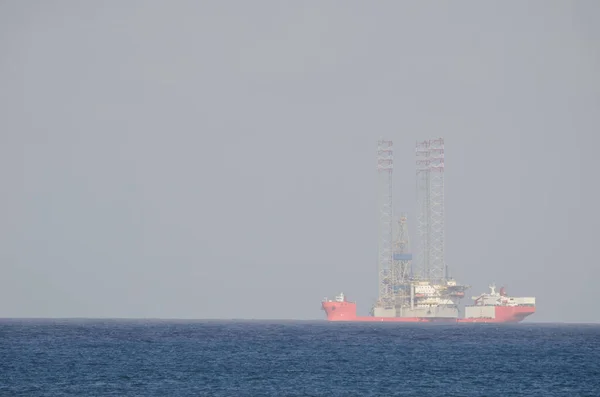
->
320, 138, 536, 323
321, 284, 536, 323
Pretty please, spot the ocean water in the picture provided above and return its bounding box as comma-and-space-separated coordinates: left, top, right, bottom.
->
1, 320, 599, 396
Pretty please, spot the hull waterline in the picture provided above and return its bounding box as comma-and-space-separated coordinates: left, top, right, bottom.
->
322, 300, 535, 324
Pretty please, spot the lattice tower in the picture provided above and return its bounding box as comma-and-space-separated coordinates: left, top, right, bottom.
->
415, 138, 445, 282
376, 139, 394, 307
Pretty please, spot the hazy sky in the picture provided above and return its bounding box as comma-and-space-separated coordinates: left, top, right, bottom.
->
1, 1, 598, 322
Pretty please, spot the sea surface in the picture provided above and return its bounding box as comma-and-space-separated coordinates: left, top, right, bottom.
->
1, 320, 599, 396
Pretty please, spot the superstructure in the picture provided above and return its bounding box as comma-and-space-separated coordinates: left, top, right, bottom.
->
321, 138, 535, 323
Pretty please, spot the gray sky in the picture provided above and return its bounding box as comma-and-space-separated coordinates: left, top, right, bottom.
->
1, 1, 598, 322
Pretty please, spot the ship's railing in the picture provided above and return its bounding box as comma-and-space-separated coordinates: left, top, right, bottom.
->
466, 303, 535, 308
322, 296, 355, 303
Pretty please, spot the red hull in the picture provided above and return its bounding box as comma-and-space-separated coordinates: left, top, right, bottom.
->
322, 301, 535, 323
458, 306, 535, 323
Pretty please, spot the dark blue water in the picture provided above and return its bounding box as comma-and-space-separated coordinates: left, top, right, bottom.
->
1, 320, 599, 396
